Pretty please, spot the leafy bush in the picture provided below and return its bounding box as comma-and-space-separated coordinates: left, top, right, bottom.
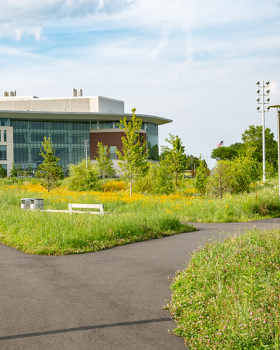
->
134, 162, 174, 195
63, 158, 100, 191
207, 155, 261, 197
166, 228, 280, 349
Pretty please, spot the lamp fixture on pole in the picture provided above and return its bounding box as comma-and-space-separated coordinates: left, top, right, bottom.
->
256, 81, 270, 182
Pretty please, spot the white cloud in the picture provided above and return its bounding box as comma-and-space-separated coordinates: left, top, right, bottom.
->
0, 0, 135, 39
1, 0, 280, 159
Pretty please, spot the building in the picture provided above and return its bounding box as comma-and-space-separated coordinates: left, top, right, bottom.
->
0, 90, 172, 175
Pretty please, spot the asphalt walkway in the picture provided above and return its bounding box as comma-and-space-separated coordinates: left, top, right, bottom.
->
1, 218, 280, 350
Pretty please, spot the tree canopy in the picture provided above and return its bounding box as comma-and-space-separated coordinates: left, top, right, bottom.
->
116, 108, 148, 197
211, 146, 238, 161
161, 134, 187, 187
36, 137, 64, 191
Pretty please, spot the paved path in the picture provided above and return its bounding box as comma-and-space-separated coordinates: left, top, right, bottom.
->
1, 218, 280, 350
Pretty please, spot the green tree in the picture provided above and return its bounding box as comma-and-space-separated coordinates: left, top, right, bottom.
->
211, 146, 238, 161
147, 143, 159, 160
26, 165, 33, 177
64, 158, 100, 191
194, 157, 208, 194
241, 125, 278, 167
9, 162, 21, 177
36, 137, 64, 192
207, 155, 260, 197
116, 108, 148, 197
0, 165, 7, 178
95, 142, 115, 183
207, 161, 233, 198
161, 134, 187, 187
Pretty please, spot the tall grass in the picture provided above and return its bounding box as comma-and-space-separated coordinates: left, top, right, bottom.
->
165, 228, 280, 349
0, 179, 279, 255
0, 187, 195, 255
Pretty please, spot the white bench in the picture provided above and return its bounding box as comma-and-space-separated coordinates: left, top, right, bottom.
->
68, 204, 104, 216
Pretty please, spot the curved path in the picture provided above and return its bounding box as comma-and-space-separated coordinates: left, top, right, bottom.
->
1, 218, 280, 350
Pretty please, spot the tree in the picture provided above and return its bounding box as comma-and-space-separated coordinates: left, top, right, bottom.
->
9, 162, 21, 177
147, 143, 159, 160
194, 157, 208, 194
36, 137, 64, 192
116, 108, 148, 197
207, 161, 233, 198
207, 155, 260, 197
95, 142, 115, 183
26, 165, 33, 177
0, 165, 7, 178
211, 146, 238, 161
241, 125, 278, 167
161, 134, 187, 187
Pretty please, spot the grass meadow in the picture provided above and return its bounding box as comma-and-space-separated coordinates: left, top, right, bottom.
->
165, 227, 280, 349
0, 179, 279, 255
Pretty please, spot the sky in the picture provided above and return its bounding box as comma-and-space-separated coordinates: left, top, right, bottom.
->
1, 0, 280, 168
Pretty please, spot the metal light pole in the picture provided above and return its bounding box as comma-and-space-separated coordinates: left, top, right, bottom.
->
270, 106, 280, 199
83, 140, 89, 168
256, 81, 270, 182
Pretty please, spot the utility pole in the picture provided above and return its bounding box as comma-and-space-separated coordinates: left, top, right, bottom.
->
256, 81, 270, 182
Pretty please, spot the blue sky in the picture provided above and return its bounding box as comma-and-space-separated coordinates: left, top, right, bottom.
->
1, 0, 280, 167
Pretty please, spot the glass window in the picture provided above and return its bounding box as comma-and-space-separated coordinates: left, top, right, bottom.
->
72, 135, 85, 144
11, 119, 90, 172
31, 134, 46, 142
14, 133, 27, 143
146, 123, 158, 136
31, 148, 43, 162
10, 120, 27, 129
100, 121, 114, 129
0, 119, 10, 126
52, 135, 66, 144
14, 148, 29, 163
4, 130, 6, 142
110, 146, 117, 160
91, 122, 98, 129
0, 131, 1, 142
0, 145, 7, 160
31, 121, 46, 130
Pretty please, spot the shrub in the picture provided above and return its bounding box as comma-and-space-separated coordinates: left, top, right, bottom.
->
134, 162, 174, 195
207, 155, 261, 197
63, 158, 100, 191
166, 228, 280, 349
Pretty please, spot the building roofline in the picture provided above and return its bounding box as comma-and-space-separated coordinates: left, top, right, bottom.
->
0, 95, 124, 103
0, 110, 172, 125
